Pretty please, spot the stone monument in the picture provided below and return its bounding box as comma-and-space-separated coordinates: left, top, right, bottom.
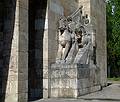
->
0, 0, 106, 101
50, 6, 101, 98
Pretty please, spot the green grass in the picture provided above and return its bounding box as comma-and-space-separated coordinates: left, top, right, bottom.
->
108, 77, 120, 81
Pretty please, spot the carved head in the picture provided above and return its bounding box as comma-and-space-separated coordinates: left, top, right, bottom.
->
67, 16, 72, 22
59, 17, 67, 30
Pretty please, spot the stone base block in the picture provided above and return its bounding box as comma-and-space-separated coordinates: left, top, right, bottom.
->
50, 64, 101, 98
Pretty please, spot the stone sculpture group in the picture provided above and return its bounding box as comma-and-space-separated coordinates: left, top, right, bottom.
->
56, 6, 96, 66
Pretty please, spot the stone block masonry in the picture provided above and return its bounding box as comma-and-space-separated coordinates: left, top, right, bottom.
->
50, 64, 101, 98
78, 0, 107, 87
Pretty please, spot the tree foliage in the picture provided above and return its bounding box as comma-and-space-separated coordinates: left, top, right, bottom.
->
106, 0, 120, 77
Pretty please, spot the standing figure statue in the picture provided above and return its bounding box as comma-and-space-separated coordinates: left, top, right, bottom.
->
55, 7, 97, 66
56, 17, 72, 64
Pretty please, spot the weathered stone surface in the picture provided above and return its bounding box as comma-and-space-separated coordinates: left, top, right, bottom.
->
2, 0, 28, 102
43, 89, 48, 99
18, 92, 28, 102
0, 0, 106, 101
79, 0, 107, 86
50, 64, 101, 98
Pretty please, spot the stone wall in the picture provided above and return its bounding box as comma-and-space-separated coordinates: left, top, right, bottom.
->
50, 64, 101, 98
78, 0, 107, 86
91, 0, 107, 87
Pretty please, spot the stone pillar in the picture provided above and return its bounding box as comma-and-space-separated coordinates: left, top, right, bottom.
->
4, 0, 28, 102
91, 0, 107, 87
78, 0, 107, 87
43, 4, 49, 98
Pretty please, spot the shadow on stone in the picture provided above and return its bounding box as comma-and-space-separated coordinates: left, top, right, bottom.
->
0, 0, 16, 101
28, 0, 47, 101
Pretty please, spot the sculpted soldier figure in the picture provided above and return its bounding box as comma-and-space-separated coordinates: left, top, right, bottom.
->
56, 7, 96, 65
56, 17, 72, 63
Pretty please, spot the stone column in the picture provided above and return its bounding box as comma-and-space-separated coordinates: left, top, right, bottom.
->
78, 0, 107, 86
43, 5, 49, 98
4, 0, 28, 102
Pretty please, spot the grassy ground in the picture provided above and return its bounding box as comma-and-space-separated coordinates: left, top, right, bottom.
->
108, 77, 120, 84
108, 77, 120, 81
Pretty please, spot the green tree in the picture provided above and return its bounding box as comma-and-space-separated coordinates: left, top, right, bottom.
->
106, 0, 120, 77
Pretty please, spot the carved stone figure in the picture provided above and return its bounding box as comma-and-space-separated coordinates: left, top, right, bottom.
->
56, 7, 97, 66
56, 17, 72, 63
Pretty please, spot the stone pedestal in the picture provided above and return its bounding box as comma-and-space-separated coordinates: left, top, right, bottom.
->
50, 64, 101, 98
